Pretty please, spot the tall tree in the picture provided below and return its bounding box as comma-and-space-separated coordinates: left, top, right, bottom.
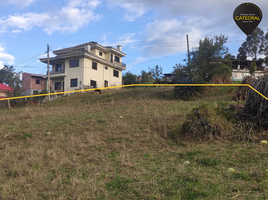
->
122, 71, 137, 85
188, 35, 231, 82
140, 70, 153, 83
237, 27, 265, 61
148, 65, 163, 83
249, 62, 257, 75
0, 65, 22, 91
237, 43, 248, 60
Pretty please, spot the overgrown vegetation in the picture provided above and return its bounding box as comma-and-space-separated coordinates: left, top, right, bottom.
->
0, 87, 268, 199
239, 74, 268, 128
233, 76, 256, 101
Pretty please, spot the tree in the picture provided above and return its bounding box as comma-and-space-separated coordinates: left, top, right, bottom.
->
256, 58, 265, 70
148, 65, 163, 83
249, 62, 257, 75
172, 63, 188, 83
140, 70, 153, 83
237, 27, 265, 61
188, 35, 231, 82
265, 30, 268, 56
265, 56, 268, 66
122, 71, 137, 85
237, 44, 247, 60
0, 65, 22, 92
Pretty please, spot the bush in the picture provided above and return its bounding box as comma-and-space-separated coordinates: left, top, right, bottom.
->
233, 76, 256, 101
172, 102, 261, 142
173, 75, 203, 100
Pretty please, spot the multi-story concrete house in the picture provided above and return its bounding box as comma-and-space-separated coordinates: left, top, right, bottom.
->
39, 41, 126, 93
22, 73, 49, 95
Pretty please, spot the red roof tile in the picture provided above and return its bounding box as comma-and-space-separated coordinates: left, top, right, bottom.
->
0, 83, 13, 91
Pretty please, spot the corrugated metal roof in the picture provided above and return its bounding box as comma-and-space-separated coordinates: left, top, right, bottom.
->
0, 83, 13, 91
24, 72, 45, 77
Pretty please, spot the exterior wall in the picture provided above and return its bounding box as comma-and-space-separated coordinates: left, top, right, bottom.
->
110, 67, 122, 87
64, 58, 84, 92
0, 91, 7, 97
232, 70, 265, 80
22, 73, 46, 91
22, 73, 32, 90
31, 77, 46, 90
51, 78, 65, 92
21, 89, 31, 96
96, 49, 106, 60
84, 58, 104, 88
83, 58, 122, 88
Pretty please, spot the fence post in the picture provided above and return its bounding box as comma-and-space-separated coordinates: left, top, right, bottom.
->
7, 99, 10, 109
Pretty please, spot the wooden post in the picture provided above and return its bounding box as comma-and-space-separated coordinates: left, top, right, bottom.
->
47, 44, 51, 102
7, 99, 10, 109
186, 34, 190, 65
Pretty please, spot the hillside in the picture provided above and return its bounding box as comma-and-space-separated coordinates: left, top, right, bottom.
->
1, 87, 268, 199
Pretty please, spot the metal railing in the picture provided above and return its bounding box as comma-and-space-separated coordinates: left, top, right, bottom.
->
110, 61, 126, 69
48, 70, 65, 75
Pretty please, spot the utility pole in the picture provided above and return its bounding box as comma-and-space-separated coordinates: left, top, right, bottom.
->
47, 44, 50, 102
186, 34, 190, 65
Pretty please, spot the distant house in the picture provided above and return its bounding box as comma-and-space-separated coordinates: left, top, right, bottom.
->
39, 41, 127, 93
231, 59, 267, 81
22, 73, 49, 96
0, 83, 13, 98
163, 73, 175, 83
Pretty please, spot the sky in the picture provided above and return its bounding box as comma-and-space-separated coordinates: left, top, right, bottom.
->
0, 0, 267, 76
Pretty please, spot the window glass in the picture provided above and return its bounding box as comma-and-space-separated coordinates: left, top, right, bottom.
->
70, 79, 78, 87
113, 70, 119, 78
69, 59, 79, 68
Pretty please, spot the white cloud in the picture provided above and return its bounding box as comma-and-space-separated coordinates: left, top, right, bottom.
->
106, 0, 268, 57
140, 18, 204, 56
100, 33, 138, 50
1, 0, 36, 7
0, 0, 101, 35
0, 13, 49, 33
127, 56, 148, 70
0, 45, 15, 69
11, 30, 22, 34
106, 0, 146, 21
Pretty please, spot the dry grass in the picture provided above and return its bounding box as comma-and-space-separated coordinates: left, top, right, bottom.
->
0, 87, 268, 199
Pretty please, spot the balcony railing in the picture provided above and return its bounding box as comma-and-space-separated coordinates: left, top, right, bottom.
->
111, 61, 126, 69
47, 70, 65, 75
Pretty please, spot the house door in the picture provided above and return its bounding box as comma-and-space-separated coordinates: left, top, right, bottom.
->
105, 80, 108, 87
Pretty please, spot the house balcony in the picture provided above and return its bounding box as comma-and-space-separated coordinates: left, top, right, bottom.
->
43, 70, 67, 79
111, 61, 126, 70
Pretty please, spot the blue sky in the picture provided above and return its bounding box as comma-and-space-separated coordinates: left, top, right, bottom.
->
0, 0, 267, 76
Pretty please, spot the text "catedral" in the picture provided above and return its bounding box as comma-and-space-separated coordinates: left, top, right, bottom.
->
235, 16, 260, 20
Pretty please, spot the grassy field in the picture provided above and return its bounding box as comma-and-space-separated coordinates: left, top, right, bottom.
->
0, 86, 268, 199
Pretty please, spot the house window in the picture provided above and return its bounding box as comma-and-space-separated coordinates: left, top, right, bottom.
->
105, 80, 108, 87
91, 80, 97, 88
113, 70, 119, 78
70, 78, 78, 87
92, 62, 97, 70
55, 64, 62, 72
99, 51, 102, 56
33, 90, 38, 95
55, 82, 62, 90
115, 56, 120, 62
36, 79, 40, 84
105, 66, 108, 70
110, 54, 113, 62
69, 59, 79, 68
